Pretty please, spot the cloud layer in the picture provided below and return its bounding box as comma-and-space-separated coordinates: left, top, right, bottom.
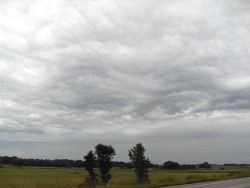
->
1, 0, 250, 163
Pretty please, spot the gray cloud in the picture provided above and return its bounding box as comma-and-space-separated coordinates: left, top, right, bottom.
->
1, 0, 250, 163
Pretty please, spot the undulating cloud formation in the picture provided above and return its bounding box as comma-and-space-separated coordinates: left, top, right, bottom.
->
1, 0, 250, 163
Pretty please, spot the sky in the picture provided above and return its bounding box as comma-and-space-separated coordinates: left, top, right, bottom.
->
0, 0, 250, 164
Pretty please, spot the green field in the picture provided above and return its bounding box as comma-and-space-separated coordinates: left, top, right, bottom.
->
1, 167, 250, 188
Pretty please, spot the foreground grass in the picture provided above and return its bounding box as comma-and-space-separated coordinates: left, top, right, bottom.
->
1, 167, 250, 188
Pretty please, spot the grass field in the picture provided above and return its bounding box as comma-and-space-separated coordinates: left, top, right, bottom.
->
1, 167, 250, 188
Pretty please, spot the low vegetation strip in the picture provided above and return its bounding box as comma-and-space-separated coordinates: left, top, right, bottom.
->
1, 167, 250, 188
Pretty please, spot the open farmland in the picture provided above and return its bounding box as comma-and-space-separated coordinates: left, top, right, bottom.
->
1, 167, 250, 188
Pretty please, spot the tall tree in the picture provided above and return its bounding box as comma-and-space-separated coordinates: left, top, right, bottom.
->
95, 144, 115, 184
84, 151, 97, 183
129, 143, 150, 183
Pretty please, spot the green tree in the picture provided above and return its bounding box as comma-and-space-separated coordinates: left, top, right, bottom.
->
84, 151, 97, 184
95, 144, 115, 184
129, 143, 150, 183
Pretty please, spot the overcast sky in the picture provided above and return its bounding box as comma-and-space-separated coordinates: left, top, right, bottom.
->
1, 0, 250, 164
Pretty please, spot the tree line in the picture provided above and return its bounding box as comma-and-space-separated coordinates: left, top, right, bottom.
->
0, 156, 134, 168
0, 156, 85, 168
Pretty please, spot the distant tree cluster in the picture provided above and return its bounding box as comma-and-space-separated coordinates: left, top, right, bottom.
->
163, 161, 180, 169
163, 161, 211, 170
163, 161, 196, 170
199, 162, 211, 169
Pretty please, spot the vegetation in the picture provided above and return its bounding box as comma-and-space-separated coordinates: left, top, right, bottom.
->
1, 144, 249, 188
163, 161, 180, 170
0, 156, 84, 168
0, 156, 133, 168
84, 151, 97, 184
163, 161, 196, 170
1, 167, 250, 188
95, 144, 116, 184
129, 143, 150, 183
199, 162, 212, 169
